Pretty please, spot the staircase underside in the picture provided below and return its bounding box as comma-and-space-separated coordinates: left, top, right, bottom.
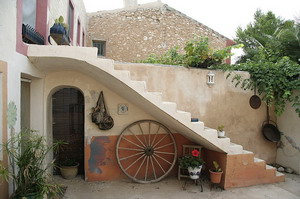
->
28, 45, 229, 153
27, 45, 285, 188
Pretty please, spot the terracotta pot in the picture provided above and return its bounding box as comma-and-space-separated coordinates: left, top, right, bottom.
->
209, 170, 223, 183
60, 163, 79, 179
188, 165, 202, 180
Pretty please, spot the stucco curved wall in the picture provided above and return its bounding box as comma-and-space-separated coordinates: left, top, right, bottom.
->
43, 70, 197, 181
44, 70, 155, 138
115, 63, 277, 163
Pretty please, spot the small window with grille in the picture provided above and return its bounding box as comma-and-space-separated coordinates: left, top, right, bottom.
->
93, 40, 106, 56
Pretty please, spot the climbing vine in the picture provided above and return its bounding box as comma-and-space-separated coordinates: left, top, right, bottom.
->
213, 56, 300, 117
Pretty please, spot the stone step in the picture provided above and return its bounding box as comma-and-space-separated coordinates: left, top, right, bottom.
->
89, 58, 115, 73
266, 165, 276, 170
242, 150, 254, 155
142, 92, 162, 105
130, 80, 147, 93
276, 171, 285, 177
190, 121, 205, 133
253, 157, 266, 167
202, 127, 218, 139
228, 143, 243, 155
161, 102, 177, 115
113, 70, 131, 82
175, 110, 191, 124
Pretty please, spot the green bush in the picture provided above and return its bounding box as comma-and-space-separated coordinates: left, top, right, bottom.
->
0, 129, 64, 198
138, 36, 241, 68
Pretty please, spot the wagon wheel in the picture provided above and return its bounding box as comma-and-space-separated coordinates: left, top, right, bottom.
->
116, 120, 177, 183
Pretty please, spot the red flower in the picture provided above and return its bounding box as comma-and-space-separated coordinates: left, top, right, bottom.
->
191, 149, 200, 157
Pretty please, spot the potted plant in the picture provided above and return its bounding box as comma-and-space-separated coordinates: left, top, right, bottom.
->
48, 16, 70, 45
217, 125, 225, 138
209, 161, 223, 184
0, 129, 64, 199
178, 149, 204, 180
59, 158, 79, 180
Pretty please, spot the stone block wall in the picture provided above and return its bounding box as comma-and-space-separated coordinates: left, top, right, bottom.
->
87, 4, 230, 62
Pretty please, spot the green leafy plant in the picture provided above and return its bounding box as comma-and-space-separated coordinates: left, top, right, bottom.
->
60, 158, 78, 167
178, 149, 204, 169
217, 125, 225, 132
214, 56, 300, 117
0, 129, 64, 198
213, 10, 300, 117
54, 16, 69, 30
211, 161, 222, 172
139, 36, 242, 68
139, 46, 184, 66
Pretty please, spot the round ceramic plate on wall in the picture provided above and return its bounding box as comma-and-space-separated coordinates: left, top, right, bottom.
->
118, 103, 128, 115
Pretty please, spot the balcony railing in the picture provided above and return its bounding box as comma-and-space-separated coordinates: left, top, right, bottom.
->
22, 24, 45, 45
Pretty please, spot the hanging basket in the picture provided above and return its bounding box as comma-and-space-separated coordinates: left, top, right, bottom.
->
91, 91, 114, 130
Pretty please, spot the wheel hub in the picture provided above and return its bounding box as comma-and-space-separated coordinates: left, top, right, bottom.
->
144, 147, 154, 156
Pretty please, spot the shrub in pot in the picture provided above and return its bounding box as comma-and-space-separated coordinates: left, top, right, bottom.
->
217, 125, 225, 138
0, 129, 64, 198
178, 149, 205, 180
209, 161, 223, 184
59, 159, 79, 180
49, 16, 70, 45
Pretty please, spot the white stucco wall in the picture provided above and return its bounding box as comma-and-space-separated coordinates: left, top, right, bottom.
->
0, 0, 88, 135
0, 0, 46, 135
277, 100, 300, 174
44, 71, 155, 141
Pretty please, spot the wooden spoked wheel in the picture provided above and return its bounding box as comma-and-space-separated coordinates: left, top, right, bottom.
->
116, 120, 177, 183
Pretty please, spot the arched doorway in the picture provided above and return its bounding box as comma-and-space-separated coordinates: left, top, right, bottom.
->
52, 88, 84, 175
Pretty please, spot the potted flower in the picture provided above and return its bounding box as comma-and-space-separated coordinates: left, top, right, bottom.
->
178, 149, 204, 180
217, 125, 225, 137
59, 158, 79, 180
0, 129, 64, 198
209, 161, 223, 184
48, 16, 70, 45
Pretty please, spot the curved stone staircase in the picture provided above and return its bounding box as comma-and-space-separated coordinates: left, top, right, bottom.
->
27, 45, 284, 188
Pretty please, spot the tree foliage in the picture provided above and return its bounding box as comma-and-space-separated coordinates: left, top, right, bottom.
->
216, 55, 300, 116
215, 10, 300, 117
235, 10, 300, 64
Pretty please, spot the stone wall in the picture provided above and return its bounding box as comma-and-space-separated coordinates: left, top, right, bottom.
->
87, 4, 230, 62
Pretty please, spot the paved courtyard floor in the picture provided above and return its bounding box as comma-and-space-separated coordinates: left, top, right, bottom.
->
55, 173, 300, 199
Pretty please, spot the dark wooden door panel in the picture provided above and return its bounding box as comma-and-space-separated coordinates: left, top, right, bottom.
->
52, 88, 84, 174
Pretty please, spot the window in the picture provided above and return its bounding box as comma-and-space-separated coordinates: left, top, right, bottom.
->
22, 0, 37, 28
77, 20, 81, 46
93, 40, 106, 56
68, 1, 74, 40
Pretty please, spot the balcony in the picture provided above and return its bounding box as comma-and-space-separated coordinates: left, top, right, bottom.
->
22, 24, 45, 45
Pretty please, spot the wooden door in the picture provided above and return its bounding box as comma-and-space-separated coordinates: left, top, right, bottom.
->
52, 88, 84, 174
